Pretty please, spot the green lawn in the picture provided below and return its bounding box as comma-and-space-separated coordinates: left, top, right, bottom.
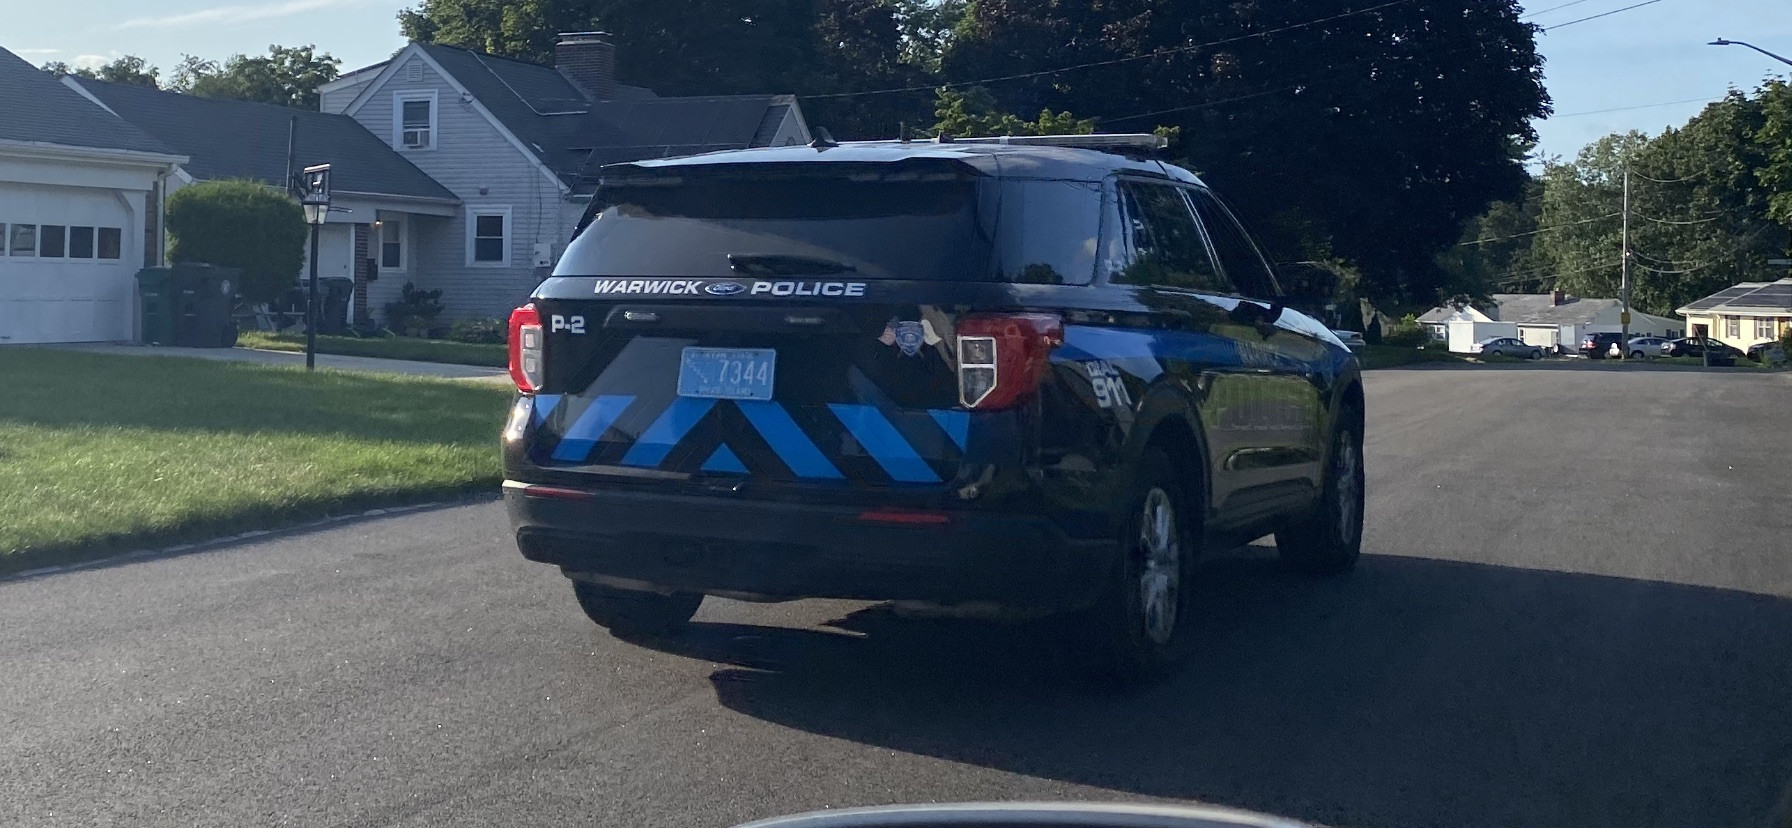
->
237, 330, 507, 368
0, 349, 512, 575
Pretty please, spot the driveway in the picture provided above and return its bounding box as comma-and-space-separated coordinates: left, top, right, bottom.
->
2, 368, 1789, 827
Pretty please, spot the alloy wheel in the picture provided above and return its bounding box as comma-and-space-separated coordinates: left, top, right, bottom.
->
1137, 487, 1181, 645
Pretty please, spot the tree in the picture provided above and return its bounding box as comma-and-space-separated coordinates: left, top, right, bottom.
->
1757, 79, 1792, 231
42, 55, 160, 87
942, 0, 1550, 304
165, 180, 307, 306
932, 86, 1094, 137
1437, 177, 1543, 300
1532, 92, 1789, 317
169, 45, 341, 109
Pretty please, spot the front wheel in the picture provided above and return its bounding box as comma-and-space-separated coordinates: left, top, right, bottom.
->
1277, 420, 1365, 576
571, 580, 702, 636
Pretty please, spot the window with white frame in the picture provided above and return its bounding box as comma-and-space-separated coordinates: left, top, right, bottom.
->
468, 209, 509, 265
394, 92, 436, 150
379, 218, 405, 271
9, 223, 36, 256
1725, 316, 1741, 339
1756, 318, 1777, 340
0, 222, 120, 259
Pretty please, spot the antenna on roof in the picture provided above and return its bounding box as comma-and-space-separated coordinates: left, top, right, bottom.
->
808, 127, 838, 149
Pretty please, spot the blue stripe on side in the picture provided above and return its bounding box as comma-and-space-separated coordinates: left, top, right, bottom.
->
737, 401, 845, 480
550, 395, 635, 462
701, 444, 749, 474
928, 409, 970, 452
828, 404, 940, 484
621, 397, 717, 468
532, 394, 562, 426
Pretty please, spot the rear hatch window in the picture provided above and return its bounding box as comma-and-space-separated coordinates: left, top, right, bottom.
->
566, 162, 997, 282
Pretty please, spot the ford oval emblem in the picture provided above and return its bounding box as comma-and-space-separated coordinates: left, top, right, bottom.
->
705, 282, 747, 296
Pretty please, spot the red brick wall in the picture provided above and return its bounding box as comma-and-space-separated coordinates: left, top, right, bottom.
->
353, 223, 370, 323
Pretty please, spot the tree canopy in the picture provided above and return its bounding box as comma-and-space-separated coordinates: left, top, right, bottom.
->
42, 46, 340, 109
42, 55, 160, 87
171, 45, 342, 109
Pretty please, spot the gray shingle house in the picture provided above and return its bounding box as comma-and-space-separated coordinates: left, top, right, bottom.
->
314, 34, 810, 322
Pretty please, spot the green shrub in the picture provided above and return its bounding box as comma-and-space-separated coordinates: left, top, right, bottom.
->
449, 317, 507, 344
1382, 314, 1428, 348
384, 281, 444, 336
165, 180, 306, 305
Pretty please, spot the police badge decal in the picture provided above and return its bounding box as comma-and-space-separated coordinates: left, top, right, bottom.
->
878, 318, 941, 356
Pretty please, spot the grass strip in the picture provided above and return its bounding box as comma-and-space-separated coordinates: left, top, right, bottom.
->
0, 348, 512, 575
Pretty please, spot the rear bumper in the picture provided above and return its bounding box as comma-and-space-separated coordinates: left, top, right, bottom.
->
505, 481, 1114, 609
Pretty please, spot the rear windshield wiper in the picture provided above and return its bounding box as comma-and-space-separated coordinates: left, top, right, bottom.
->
727, 254, 858, 277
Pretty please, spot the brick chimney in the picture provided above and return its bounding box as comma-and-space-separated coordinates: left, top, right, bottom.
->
556, 32, 617, 100
1551, 289, 1565, 306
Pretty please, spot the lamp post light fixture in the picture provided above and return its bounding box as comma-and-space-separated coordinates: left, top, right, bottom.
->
298, 164, 331, 371
1708, 38, 1792, 68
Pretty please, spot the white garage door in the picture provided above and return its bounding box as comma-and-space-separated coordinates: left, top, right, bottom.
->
0, 184, 137, 344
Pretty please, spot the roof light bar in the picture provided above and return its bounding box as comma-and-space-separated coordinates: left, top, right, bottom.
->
848, 134, 1170, 152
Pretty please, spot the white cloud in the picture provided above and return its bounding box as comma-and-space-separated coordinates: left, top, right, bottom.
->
114, 0, 359, 30
16, 48, 62, 55
73, 54, 112, 69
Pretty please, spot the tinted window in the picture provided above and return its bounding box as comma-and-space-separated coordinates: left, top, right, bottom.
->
567, 165, 994, 281
98, 227, 121, 259
1113, 181, 1228, 292
1187, 188, 1278, 298
39, 225, 66, 258
996, 179, 1102, 285
68, 226, 94, 258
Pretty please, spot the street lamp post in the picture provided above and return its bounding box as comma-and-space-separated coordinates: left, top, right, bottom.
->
1708, 38, 1792, 68
298, 164, 332, 371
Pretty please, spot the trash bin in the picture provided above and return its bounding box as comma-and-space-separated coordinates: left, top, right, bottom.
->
171, 263, 241, 348
136, 267, 176, 345
319, 277, 353, 335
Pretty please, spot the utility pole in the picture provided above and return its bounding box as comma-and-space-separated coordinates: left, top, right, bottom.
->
1620, 164, 1632, 360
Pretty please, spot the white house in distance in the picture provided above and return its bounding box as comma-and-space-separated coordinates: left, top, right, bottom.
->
1419, 291, 1683, 354
0, 46, 186, 344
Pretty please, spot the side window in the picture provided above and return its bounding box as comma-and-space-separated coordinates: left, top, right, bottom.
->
1112, 180, 1229, 292
997, 179, 1102, 285
1187, 188, 1279, 299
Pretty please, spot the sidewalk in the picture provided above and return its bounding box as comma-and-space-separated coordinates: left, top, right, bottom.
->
46, 342, 510, 382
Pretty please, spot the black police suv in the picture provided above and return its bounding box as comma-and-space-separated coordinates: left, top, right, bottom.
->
502, 135, 1365, 679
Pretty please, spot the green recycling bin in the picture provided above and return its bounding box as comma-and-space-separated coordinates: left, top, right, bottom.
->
171, 263, 241, 348
136, 267, 176, 345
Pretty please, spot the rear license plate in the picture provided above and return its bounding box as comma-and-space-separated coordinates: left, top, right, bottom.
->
678, 347, 776, 400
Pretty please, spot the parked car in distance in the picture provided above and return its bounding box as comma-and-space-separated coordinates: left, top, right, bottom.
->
1470, 336, 1542, 359
1746, 341, 1785, 363
1580, 331, 1627, 359
1663, 337, 1740, 365
1625, 336, 1669, 359
1330, 330, 1366, 351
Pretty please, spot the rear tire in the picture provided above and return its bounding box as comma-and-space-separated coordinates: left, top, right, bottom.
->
1631, 350, 1644, 360
1277, 416, 1365, 577
1075, 449, 1195, 685
571, 580, 702, 636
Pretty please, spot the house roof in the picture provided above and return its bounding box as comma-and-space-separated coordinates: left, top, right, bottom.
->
73, 78, 455, 203
0, 47, 175, 157
413, 43, 799, 190
1678, 278, 1792, 315
1491, 293, 1622, 326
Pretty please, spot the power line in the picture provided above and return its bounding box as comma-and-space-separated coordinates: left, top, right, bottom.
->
1103, 85, 1298, 123
1457, 212, 1620, 246
1521, 0, 1603, 18
1637, 213, 1721, 226
1552, 95, 1722, 118
1543, 0, 1668, 31
800, 0, 1419, 100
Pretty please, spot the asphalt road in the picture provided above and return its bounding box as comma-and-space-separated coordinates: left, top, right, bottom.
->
4, 364, 1791, 828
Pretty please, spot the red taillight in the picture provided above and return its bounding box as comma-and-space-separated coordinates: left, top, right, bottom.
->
955, 313, 1064, 410
508, 303, 543, 392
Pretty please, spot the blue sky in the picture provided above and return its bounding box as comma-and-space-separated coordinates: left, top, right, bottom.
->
6, 0, 1789, 160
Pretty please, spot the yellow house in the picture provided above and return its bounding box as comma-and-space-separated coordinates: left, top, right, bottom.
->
1677, 278, 1792, 349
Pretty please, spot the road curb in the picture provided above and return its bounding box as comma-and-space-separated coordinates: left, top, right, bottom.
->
0, 493, 500, 584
